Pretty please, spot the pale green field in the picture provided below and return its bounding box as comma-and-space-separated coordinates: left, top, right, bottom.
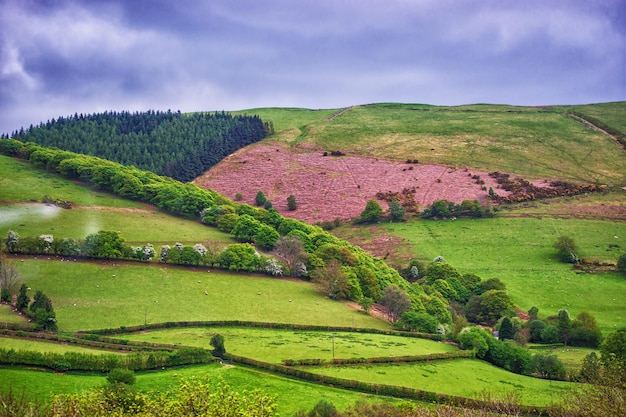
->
0, 203, 233, 245
0, 155, 144, 208
384, 217, 626, 333
304, 359, 577, 407
0, 304, 27, 324
0, 336, 125, 355
121, 327, 457, 363
259, 103, 626, 185
15, 259, 390, 332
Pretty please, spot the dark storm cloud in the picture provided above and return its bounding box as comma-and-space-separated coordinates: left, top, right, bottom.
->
0, 0, 624, 134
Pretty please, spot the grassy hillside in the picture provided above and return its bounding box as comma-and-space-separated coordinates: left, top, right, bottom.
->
15, 259, 388, 332
379, 217, 626, 333
238, 103, 626, 186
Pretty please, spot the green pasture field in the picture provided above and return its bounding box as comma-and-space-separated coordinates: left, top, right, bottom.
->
120, 327, 457, 363
233, 107, 337, 133
304, 358, 577, 407
0, 336, 125, 355
0, 155, 144, 208
261, 103, 626, 185
0, 305, 27, 324
564, 102, 626, 134
0, 154, 234, 245
0, 203, 233, 245
0, 368, 104, 401
0, 364, 401, 414
14, 259, 389, 332
383, 217, 626, 333
529, 345, 598, 373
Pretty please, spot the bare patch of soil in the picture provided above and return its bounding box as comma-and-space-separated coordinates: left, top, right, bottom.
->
194, 143, 507, 224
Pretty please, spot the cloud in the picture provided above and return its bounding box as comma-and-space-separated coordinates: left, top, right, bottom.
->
0, 0, 624, 134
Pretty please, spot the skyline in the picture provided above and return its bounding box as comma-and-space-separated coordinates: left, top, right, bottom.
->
1, 0, 625, 134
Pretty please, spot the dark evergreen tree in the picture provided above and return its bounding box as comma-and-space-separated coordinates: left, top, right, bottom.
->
499, 317, 515, 341
16, 284, 29, 311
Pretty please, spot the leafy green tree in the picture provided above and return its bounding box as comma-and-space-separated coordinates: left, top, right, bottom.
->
571, 311, 602, 348
216, 213, 239, 233
82, 230, 128, 259
396, 311, 437, 333
457, 327, 489, 357
54, 238, 82, 256
210, 334, 226, 357
307, 399, 338, 417
531, 353, 566, 379
553, 235, 578, 263
388, 199, 405, 222
356, 200, 383, 224
540, 324, 560, 344
579, 352, 602, 382
379, 285, 411, 322
220, 243, 261, 272
231, 214, 261, 242
528, 319, 546, 343
477, 290, 514, 325
424, 262, 461, 285
287, 194, 297, 211
358, 297, 374, 314
432, 279, 458, 302
255, 190, 267, 206
600, 330, 626, 370
254, 224, 280, 250
528, 306, 539, 320
476, 277, 506, 294
107, 368, 136, 386
263, 200, 273, 209
430, 199, 452, 218
499, 317, 515, 341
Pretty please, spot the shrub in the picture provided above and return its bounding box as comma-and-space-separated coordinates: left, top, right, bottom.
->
287, 195, 297, 211
107, 368, 136, 385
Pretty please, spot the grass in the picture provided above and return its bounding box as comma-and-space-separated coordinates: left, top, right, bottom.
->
15, 259, 390, 332
383, 217, 626, 333
0, 304, 28, 324
0, 336, 126, 355
304, 359, 577, 407
0, 155, 144, 208
0, 364, 403, 415
263, 103, 626, 185
120, 327, 457, 363
232, 107, 338, 133
0, 203, 234, 245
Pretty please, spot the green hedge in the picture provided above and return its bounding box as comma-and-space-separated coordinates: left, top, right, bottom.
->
283, 350, 473, 366
0, 346, 214, 372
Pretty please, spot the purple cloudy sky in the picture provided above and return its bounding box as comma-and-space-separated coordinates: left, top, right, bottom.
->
1, 0, 625, 134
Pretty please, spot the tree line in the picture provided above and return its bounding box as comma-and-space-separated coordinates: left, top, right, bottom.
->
4, 110, 272, 182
